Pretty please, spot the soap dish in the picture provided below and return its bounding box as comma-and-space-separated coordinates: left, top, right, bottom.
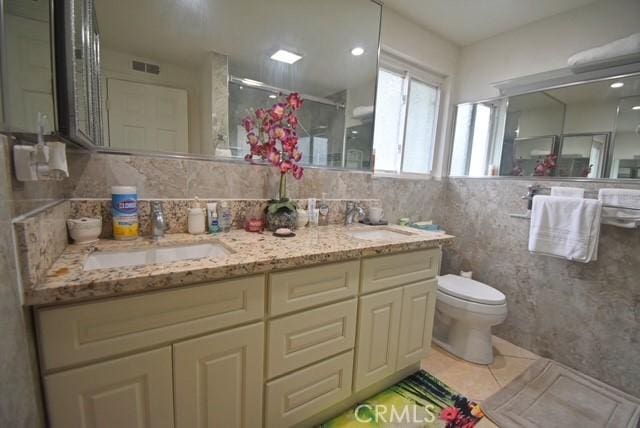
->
273, 227, 295, 238
359, 219, 389, 226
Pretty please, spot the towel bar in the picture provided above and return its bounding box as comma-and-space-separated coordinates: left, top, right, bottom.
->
521, 185, 640, 211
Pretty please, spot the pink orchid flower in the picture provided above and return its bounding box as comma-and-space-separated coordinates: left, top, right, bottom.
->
287, 93, 303, 110
242, 117, 254, 133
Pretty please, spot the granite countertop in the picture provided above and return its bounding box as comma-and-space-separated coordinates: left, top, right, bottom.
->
26, 225, 454, 306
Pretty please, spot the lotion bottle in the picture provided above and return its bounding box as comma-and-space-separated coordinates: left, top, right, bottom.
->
207, 202, 220, 233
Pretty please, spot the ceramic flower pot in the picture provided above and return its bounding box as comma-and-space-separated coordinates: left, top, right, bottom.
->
266, 208, 298, 232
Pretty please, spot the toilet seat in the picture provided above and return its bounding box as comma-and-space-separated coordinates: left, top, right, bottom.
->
437, 274, 506, 305
437, 289, 507, 316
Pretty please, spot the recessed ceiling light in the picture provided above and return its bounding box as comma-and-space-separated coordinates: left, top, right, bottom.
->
632, 105, 640, 110
268, 94, 277, 99
351, 47, 364, 56
610, 82, 624, 88
241, 78, 264, 87
270, 49, 303, 64
351, 130, 359, 134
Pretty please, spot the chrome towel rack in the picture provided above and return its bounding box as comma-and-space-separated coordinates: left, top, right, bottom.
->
521, 184, 640, 211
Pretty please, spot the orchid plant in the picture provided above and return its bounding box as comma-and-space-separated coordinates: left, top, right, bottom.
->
243, 92, 304, 214
533, 154, 558, 176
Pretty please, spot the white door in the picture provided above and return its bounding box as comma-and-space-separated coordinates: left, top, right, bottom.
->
45, 347, 174, 428
107, 79, 188, 153
354, 287, 403, 392
5, 11, 54, 132
173, 322, 264, 428
396, 280, 438, 370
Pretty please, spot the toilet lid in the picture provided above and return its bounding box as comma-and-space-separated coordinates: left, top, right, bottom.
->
437, 274, 506, 305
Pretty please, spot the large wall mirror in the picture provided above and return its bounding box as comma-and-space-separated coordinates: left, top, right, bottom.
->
450, 73, 640, 180
84, 0, 380, 170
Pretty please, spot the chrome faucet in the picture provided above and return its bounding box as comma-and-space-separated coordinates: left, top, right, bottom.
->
345, 201, 365, 225
151, 201, 166, 239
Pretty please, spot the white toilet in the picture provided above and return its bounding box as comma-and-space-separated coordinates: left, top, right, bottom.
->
433, 274, 507, 364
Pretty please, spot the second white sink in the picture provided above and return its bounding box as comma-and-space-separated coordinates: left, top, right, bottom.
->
347, 227, 415, 241
84, 243, 231, 271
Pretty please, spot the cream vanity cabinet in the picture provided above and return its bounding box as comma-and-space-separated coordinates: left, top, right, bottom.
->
36, 248, 441, 428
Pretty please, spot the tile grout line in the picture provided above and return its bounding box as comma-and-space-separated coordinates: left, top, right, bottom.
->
487, 364, 503, 388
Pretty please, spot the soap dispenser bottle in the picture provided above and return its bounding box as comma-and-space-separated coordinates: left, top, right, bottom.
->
188, 197, 206, 235
218, 201, 233, 232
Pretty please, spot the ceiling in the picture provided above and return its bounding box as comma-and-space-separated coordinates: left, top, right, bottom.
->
382, 0, 599, 46
95, 0, 380, 97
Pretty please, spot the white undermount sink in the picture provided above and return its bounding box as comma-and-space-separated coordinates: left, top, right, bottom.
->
83, 243, 231, 271
347, 227, 415, 241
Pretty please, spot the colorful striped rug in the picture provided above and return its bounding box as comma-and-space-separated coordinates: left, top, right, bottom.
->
320, 370, 484, 427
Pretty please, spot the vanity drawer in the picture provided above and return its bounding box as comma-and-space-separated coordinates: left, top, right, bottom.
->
268, 260, 359, 316
267, 298, 357, 378
37, 275, 265, 371
265, 351, 354, 428
361, 249, 440, 293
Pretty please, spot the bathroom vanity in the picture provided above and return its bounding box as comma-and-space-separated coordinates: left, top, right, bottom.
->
27, 226, 451, 427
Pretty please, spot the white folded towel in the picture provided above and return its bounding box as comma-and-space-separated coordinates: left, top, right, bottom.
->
550, 187, 585, 198
568, 33, 640, 70
598, 188, 640, 228
528, 195, 602, 263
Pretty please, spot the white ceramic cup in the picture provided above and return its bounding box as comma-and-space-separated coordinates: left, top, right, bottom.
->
369, 207, 384, 223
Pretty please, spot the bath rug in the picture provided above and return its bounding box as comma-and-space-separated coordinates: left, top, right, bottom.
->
320, 369, 484, 427
481, 358, 640, 428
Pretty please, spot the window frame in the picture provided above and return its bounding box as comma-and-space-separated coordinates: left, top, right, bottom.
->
374, 53, 443, 177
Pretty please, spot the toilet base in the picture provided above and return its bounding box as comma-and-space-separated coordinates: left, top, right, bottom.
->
433, 320, 495, 365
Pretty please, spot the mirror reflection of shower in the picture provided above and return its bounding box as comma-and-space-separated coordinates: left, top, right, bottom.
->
228, 76, 354, 168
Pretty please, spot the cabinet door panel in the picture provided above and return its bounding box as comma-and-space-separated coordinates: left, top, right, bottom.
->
397, 280, 437, 370
361, 249, 440, 293
269, 261, 359, 316
45, 347, 174, 428
173, 322, 264, 428
354, 287, 403, 392
265, 351, 353, 428
267, 299, 356, 378
38, 275, 264, 371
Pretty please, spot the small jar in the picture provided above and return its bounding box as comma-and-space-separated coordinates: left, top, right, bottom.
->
244, 207, 265, 233
188, 207, 206, 234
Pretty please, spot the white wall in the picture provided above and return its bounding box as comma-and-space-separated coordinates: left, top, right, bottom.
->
455, 0, 640, 103
380, 7, 460, 177
516, 105, 565, 138
563, 101, 618, 134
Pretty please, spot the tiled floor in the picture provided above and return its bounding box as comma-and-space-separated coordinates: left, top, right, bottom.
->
421, 336, 540, 428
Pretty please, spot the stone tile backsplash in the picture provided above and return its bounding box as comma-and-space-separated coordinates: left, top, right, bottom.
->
69, 198, 382, 238
13, 201, 70, 290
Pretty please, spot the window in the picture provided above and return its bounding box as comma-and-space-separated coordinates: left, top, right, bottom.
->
373, 62, 440, 175
449, 100, 505, 176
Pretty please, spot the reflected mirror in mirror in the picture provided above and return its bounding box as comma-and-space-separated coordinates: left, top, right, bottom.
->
1, 0, 55, 134
450, 73, 640, 179
94, 0, 381, 171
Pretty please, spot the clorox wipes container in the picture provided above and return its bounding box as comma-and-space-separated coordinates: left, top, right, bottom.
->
111, 186, 139, 240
